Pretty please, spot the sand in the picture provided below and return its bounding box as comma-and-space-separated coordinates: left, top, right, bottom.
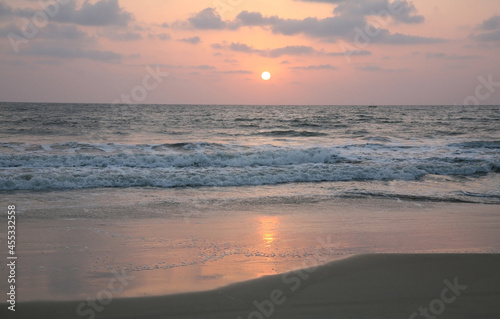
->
2, 199, 500, 302
2, 253, 499, 319
1, 196, 499, 318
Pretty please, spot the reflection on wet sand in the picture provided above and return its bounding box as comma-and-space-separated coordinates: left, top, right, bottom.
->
10, 199, 500, 302
258, 216, 279, 248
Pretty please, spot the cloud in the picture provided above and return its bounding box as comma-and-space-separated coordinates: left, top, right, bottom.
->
355, 65, 408, 72
391, 1, 425, 24
182, 1, 437, 45
471, 15, 500, 43
426, 52, 479, 60
193, 65, 215, 70
212, 42, 373, 58
179, 36, 201, 44
148, 33, 171, 41
216, 70, 252, 74
229, 42, 262, 53
40, 24, 90, 40
298, 0, 345, 3
326, 49, 371, 56
61, 0, 133, 26
0, 2, 12, 16
105, 30, 142, 41
20, 43, 122, 62
426, 52, 445, 58
373, 30, 446, 44
187, 7, 227, 29
0, 24, 21, 37
473, 30, 500, 42
332, 0, 424, 24
290, 64, 337, 70
268, 45, 315, 57
212, 42, 373, 60
3, 0, 133, 26
479, 15, 500, 31
270, 15, 364, 38
212, 42, 316, 57
0, 23, 91, 41
235, 11, 278, 26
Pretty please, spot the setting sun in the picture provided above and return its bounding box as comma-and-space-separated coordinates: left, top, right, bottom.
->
261, 71, 271, 81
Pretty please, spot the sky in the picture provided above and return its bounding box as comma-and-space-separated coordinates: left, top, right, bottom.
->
0, 0, 500, 105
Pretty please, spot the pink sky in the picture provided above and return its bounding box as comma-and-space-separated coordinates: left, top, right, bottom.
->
1, 0, 499, 105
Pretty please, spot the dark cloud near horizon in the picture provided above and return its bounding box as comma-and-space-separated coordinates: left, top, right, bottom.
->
216, 70, 252, 74
19, 43, 122, 62
212, 41, 371, 58
212, 42, 317, 57
290, 64, 337, 70
193, 65, 215, 69
355, 65, 408, 72
326, 49, 371, 56
426, 52, 479, 60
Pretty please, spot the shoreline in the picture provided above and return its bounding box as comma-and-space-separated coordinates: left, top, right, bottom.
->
2, 253, 500, 319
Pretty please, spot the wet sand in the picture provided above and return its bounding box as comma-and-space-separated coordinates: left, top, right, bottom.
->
2, 254, 500, 319
0, 198, 499, 305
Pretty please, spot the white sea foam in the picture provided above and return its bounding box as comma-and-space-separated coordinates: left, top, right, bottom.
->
0, 145, 497, 190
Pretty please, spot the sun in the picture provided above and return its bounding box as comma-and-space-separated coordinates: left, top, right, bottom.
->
261, 71, 271, 81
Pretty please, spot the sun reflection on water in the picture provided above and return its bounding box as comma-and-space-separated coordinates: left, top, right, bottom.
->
258, 216, 280, 248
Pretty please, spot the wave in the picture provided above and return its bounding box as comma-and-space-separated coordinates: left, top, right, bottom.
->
0, 146, 349, 168
448, 141, 500, 149
255, 130, 328, 137
1, 141, 498, 191
1, 162, 498, 191
0, 166, 490, 191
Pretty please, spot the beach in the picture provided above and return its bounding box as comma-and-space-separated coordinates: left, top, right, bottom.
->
1, 104, 499, 318
1, 192, 500, 318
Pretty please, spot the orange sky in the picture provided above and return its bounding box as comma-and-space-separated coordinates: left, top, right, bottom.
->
1, 0, 500, 105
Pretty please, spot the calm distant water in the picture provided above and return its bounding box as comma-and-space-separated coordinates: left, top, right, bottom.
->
0, 103, 499, 204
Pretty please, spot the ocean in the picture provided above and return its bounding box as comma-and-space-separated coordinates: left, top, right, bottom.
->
1, 103, 499, 204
